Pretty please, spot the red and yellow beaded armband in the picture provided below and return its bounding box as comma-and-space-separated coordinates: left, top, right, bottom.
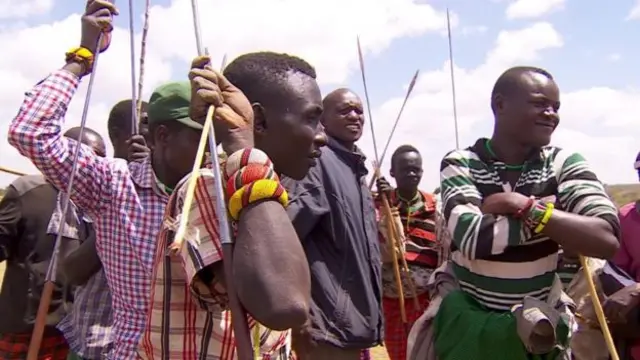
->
224, 148, 288, 221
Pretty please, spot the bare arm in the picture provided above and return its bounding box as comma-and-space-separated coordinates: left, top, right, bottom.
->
234, 201, 310, 330
542, 151, 620, 259
179, 170, 310, 330
60, 233, 102, 286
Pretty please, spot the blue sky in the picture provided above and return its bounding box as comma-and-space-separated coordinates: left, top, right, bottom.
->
0, 0, 638, 189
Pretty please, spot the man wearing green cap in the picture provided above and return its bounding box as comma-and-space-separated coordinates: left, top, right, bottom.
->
7, 2, 211, 358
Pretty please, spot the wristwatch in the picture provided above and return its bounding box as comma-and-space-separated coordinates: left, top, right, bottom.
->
65, 47, 94, 75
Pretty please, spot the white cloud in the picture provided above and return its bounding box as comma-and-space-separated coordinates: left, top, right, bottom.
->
358, 22, 640, 191
505, 0, 565, 20
607, 53, 622, 62
0, 0, 449, 185
461, 25, 488, 36
627, 0, 640, 20
0, 0, 53, 19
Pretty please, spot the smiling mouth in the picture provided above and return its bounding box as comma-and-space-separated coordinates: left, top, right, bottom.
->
346, 124, 361, 131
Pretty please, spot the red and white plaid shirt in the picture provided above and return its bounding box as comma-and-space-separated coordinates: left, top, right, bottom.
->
138, 168, 291, 359
8, 70, 168, 360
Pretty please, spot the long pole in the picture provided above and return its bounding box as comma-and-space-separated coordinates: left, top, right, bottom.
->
446, 8, 460, 149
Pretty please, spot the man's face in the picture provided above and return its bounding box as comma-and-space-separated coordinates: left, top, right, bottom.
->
323, 90, 365, 145
154, 122, 204, 179
257, 72, 326, 180
497, 72, 561, 147
391, 151, 423, 192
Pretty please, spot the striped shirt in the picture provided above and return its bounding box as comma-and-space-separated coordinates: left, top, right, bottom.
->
439, 138, 619, 311
139, 168, 291, 359
376, 191, 440, 297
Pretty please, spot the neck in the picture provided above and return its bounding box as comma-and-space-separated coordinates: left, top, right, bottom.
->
150, 152, 180, 188
327, 134, 355, 151
490, 131, 533, 165
397, 188, 418, 201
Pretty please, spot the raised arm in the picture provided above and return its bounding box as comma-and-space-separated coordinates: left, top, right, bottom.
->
545, 151, 620, 259
180, 170, 310, 330
440, 150, 525, 260
7, 1, 124, 217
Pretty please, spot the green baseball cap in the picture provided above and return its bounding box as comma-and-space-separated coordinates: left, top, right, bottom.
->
147, 81, 204, 130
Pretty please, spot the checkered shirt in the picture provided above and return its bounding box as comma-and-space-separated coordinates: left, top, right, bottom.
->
8, 69, 169, 360
57, 270, 113, 359
138, 168, 291, 360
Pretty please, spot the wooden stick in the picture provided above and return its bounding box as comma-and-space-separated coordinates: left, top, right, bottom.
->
0, 165, 26, 177
579, 255, 619, 360
357, 38, 420, 315
169, 105, 214, 252
136, 0, 151, 122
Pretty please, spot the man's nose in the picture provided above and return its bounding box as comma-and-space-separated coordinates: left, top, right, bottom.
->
315, 127, 328, 147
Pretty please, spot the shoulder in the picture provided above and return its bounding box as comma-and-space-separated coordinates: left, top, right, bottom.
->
10, 174, 51, 196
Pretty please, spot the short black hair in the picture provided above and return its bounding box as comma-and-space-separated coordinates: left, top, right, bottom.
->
108, 99, 149, 141
391, 144, 420, 169
491, 66, 553, 101
223, 52, 316, 108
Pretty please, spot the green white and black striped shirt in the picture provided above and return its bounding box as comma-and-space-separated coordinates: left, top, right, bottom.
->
440, 138, 620, 311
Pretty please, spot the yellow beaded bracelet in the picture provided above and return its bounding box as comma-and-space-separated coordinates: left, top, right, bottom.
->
534, 202, 554, 234
228, 179, 288, 221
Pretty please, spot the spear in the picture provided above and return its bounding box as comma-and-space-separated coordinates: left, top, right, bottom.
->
26, 5, 111, 357
366, 69, 419, 190
446, 8, 460, 149
168, 0, 252, 358
357, 37, 420, 320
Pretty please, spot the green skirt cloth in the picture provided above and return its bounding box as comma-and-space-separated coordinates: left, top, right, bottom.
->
433, 290, 564, 360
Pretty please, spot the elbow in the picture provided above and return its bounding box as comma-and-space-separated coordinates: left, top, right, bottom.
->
594, 232, 620, 260
7, 120, 21, 149
258, 296, 309, 331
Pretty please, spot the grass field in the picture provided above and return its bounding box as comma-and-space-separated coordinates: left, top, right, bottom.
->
1, 184, 637, 360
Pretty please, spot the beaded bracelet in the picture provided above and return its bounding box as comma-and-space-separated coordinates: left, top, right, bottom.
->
524, 200, 547, 230
534, 203, 554, 234
226, 163, 278, 198
224, 148, 273, 181
228, 179, 288, 221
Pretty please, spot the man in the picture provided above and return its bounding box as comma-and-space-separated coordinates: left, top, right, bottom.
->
139, 52, 324, 359
58, 100, 150, 360
557, 248, 640, 359
8, 2, 206, 358
0, 127, 105, 360
107, 99, 150, 160
436, 66, 619, 359
375, 145, 439, 360
613, 155, 640, 359
282, 88, 382, 360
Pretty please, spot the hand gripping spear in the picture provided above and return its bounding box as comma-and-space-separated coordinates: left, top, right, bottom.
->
167, 0, 253, 358
356, 37, 421, 324
26, 5, 113, 358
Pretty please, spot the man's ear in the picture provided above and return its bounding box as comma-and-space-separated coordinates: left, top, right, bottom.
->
253, 103, 266, 135
389, 168, 395, 178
